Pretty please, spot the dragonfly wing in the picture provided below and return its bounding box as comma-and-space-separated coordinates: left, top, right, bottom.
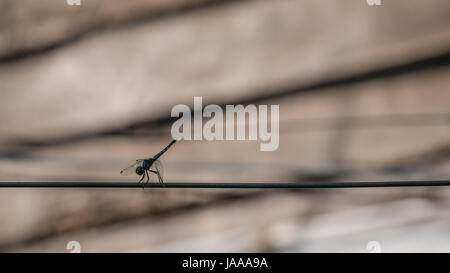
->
120, 159, 144, 176
150, 159, 164, 182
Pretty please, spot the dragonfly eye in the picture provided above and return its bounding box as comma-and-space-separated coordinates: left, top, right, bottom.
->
135, 166, 144, 175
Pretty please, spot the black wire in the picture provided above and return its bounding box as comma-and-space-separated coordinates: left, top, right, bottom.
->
0, 180, 449, 188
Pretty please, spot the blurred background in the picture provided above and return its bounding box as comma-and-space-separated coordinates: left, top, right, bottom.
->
0, 0, 450, 252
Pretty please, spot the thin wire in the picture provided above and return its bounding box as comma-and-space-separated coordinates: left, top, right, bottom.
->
0, 180, 449, 188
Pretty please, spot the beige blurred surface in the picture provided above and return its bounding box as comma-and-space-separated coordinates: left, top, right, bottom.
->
1, 0, 450, 142
0, 0, 449, 252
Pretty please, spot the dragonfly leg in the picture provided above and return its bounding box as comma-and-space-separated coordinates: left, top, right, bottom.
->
138, 173, 145, 183
145, 170, 150, 183
149, 170, 163, 184
150, 170, 164, 184
139, 172, 148, 190
157, 171, 164, 184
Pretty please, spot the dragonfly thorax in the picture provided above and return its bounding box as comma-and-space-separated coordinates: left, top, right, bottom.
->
143, 159, 154, 169
136, 159, 154, 175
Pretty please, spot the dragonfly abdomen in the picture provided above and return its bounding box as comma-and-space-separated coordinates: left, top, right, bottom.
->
153, 139, 176, 160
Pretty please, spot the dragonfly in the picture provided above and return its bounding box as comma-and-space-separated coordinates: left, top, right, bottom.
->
120, 139, 176, 183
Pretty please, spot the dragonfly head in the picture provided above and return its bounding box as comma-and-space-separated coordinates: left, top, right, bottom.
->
135, 166, 145, 176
